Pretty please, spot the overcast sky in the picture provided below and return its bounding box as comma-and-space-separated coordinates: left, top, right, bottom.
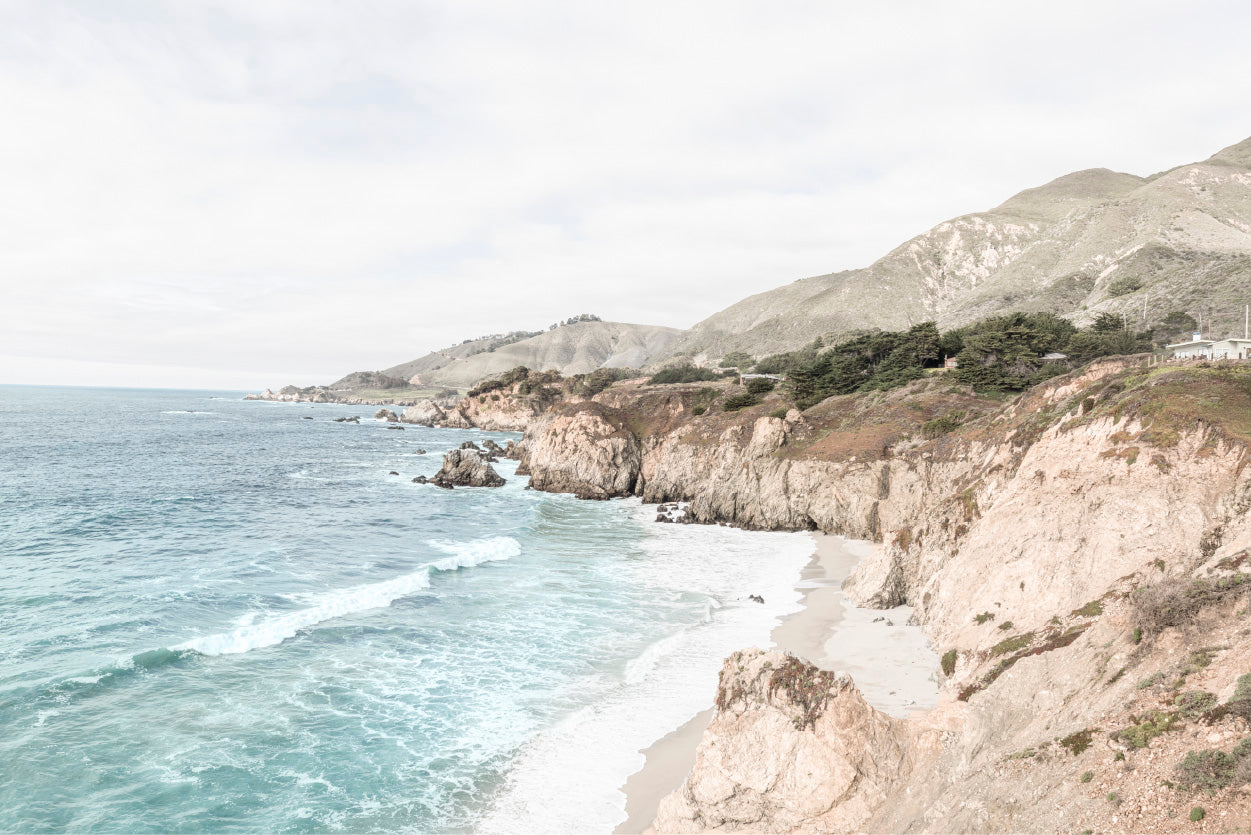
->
2, 1, 1250, 390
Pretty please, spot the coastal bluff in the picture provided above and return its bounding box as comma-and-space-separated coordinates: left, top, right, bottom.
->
509, 359, 1251, 833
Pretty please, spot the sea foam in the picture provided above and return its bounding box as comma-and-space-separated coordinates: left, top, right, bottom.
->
478, 504, 813, 834
173, 537, 521, 656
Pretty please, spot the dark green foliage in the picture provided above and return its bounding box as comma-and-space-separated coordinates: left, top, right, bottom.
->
1174, 750, 1236, 792
1080, 771, 1093, 783
768, 656, 841, 730
941, 649, 957, 676
769, 407, 789, 419
974, 612, 995, 625
922, 411, 965, 439
745, 377, 776, 394
950, 312, 1077, 391
648, 365, 724, 385
691, 405, 707, 416
1132, 627, 1143, 644
1108, 276, 1143, 297
1190, 807, 1205, 822
723, 392, 762, 412
468, 365, 531, 397
1060, 729, 1095, 755
570, 367, 635, 397
718, 351, 754, 369
1234, 673, 1251, 703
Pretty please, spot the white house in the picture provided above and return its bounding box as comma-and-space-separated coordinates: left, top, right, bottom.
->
1212, 338, 1251, 359
1166, 331, 1216, 359
1165, 331, 1251, 360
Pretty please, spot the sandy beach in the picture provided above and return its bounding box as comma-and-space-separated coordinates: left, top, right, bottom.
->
615, 532, 938, 833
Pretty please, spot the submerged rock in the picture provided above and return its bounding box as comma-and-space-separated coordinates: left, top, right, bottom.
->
412, 475, 427, 484
414, 448, 428, 455
333, 416, 360, 424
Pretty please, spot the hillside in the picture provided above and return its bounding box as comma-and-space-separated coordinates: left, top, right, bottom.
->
381, 320, 682, 389
659, 136, 1251, 365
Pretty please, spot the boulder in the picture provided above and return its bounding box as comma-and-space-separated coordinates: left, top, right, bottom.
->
483, 439, 505, 455
333, 416, 360, 424
374, 408, 399, 423
400, 400, 444, 426
412, 475, 427, 484
431, 448, 506, 488
503, 440, 523, 460
414, 448, 428, 455
459, 441, 482, 451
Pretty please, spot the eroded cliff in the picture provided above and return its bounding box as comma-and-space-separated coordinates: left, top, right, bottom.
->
517, 360, 1251, 832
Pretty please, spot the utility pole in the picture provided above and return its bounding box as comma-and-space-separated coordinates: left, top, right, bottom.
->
1245, 304, 1248, 340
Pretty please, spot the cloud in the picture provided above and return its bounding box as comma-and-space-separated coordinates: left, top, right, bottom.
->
2, 0, 1250, 387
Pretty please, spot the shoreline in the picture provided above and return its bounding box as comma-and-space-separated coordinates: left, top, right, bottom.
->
616, 532, 939, 833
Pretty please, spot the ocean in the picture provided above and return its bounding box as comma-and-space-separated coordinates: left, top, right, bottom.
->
0, 386, 814, 833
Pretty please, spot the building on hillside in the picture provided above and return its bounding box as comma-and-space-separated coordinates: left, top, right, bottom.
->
1212, 338, 1251, 359
943, 357, 959, 369
1041, 352, 1069, 361
1165, 331, 1251, 360
1166, 331, 1215, 359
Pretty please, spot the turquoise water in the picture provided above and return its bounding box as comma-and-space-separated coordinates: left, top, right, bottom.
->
0, 386, 813, 833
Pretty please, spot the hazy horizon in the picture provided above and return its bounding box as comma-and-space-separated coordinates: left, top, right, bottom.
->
3, 1, 1251, 389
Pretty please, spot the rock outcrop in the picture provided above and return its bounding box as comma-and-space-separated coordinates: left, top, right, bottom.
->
429, 448, 505, 488
520, 403, 641, 499
400, 400, 445, 425
374, 408, 399, 423
654, 650, 915, 834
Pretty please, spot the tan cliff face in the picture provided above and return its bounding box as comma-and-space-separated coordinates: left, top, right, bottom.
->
518, 361, 1251, 832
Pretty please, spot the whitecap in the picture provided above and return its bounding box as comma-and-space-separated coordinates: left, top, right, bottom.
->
173, 536, 522, 657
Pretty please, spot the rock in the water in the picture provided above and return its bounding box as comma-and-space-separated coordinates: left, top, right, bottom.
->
302, 416, 313, 420
386, 425, 404, 430
414, 448, 428, 455
333, 416, 360, 423
748, 594, 765, 604
656, 514, 671, 523
431, 448, 505, 488
412, 475, 427, 484
388, 471, 399, 476
483, 439, 505, 455
503, 440, 523, 460
459, 440, 482, 451
374, 408, 399, 423
400, 400, 444, 426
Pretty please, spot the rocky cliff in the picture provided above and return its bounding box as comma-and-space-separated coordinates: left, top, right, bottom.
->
517, 360, 1251, 832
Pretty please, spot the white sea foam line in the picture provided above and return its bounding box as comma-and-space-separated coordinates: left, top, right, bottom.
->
477, 504, 814, 835
173, 537, 520, 657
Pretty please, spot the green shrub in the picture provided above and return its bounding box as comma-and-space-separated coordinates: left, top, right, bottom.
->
745, 377, 777, 394
1175, 690, 1218, 719
1113, 710, 1179, 749
691, 405, 707, 416
1174, 750, 1236, 792
1132, 627, 1143, 644
718, 351, 754, 369
991, 633, 1033, 656
1233, 673, 1251, 703
769, 407, 789, 419
1190, 806, 1205, 822
974, 612, 995, 625
648, 365, 724, 385
1060, 730, 1095, 755
1106, 791, 1121, 806
1080, 771, 1093, 783
1073, 599, 1104, 617
922, 412, 965, 440
998, 620, 1014, 631
941, 649, 957, 676
1107, 276, 1144, 297
722, 392, 761, 412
